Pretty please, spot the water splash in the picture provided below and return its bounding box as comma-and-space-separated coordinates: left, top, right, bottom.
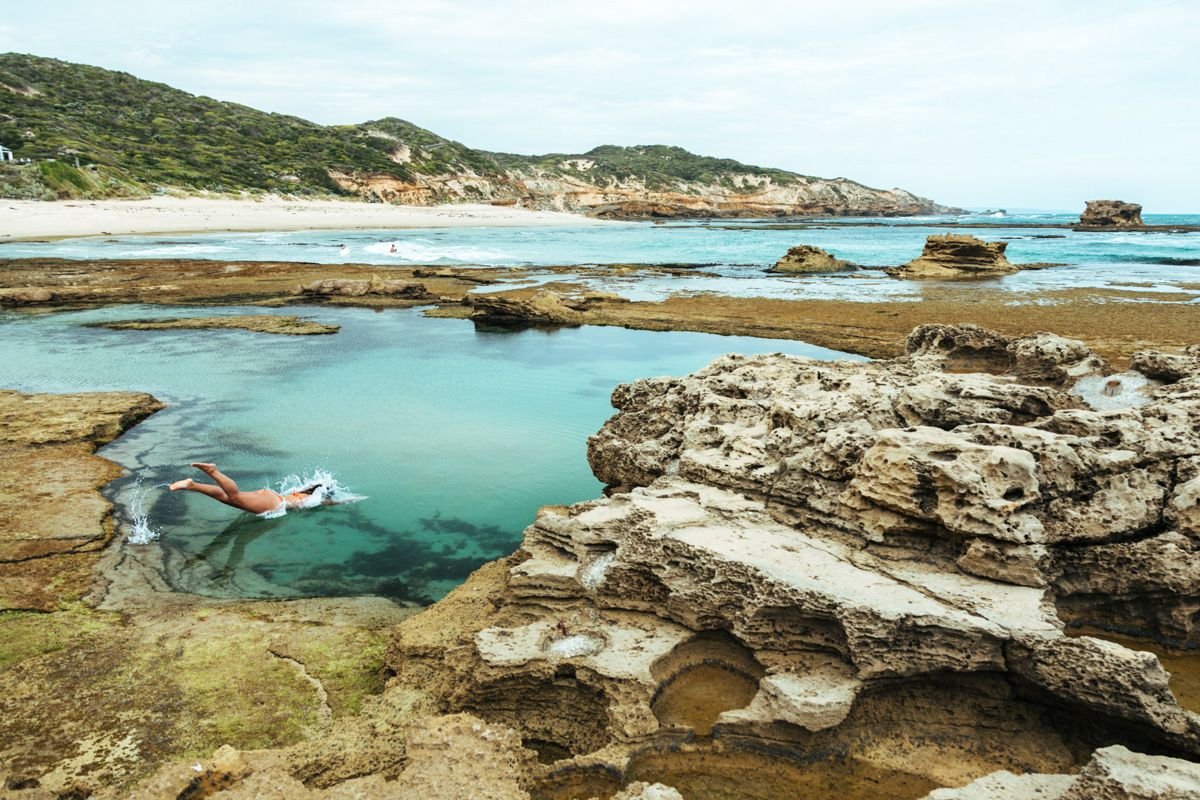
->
259, 468, 366, 519
126, 478, 163, 545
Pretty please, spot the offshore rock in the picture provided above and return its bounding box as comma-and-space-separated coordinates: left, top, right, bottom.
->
1079, 200, 1145, 228
469, 289, 626, 328
767, 244, 858, 274
891, 234, 1017, 279
296, 276, 436, 300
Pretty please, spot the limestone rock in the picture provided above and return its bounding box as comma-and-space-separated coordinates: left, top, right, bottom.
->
1079, 200, 1145, 228
297, 276, 435, 299
925, 746, 1200, 799
94, 315, 339, 336
0, 390, 163, 610
768, 244, 857, 274
892, 234, 1017, 279
469, 289, 601, 327
613, 782, 685, 800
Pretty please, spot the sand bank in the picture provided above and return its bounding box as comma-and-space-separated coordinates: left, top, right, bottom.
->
0, 196, 608, 241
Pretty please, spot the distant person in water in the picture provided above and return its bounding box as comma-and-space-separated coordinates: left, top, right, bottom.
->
169, 462, 324, 514
389, 242, 397, 254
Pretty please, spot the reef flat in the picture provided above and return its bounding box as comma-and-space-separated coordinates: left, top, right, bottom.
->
3, 257, 1199, 363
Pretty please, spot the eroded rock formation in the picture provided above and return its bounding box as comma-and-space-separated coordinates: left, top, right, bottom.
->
32, 325, 1200, 799
383, 324, 1200, 797
767, 244, 857, 274
891, 234, 1017, 279
469, 289, 627, 328
296, 277, 436, 300
1079, 200, 1145, 228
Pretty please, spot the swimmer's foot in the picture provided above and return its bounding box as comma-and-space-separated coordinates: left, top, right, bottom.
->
191, 462, 217, 474
169, 478, 194, 491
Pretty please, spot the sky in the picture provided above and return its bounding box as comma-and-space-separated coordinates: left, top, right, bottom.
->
2, 0, 1197, 210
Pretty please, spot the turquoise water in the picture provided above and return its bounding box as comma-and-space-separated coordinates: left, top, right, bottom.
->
0, 305, 863, 601
6, 212, 1197, 302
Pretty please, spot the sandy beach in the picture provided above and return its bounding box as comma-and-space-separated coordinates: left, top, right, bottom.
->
0, 197, 608, 241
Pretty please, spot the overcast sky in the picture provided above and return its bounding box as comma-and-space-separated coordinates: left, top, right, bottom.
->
3, 1, 1197, 210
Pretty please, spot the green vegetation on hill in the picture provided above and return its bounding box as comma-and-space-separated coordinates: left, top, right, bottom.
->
489, 144, 811, 190
0, 53, 921, 208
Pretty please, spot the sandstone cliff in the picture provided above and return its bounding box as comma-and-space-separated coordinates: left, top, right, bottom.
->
330, 145, 956, 219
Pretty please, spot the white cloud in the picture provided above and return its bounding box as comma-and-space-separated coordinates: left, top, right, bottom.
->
1, 0, 1197, 208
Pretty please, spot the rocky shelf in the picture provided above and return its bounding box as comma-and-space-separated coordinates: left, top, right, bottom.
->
92, 315, 340, 336
35, 322, 1193, 799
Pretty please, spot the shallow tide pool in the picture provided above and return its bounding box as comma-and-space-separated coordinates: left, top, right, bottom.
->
0, 305, 863, 601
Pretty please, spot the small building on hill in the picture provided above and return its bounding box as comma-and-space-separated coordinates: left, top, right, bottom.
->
0, 145, 14, 162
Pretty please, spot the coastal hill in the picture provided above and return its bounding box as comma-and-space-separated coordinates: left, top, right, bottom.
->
0, 53, 955, 218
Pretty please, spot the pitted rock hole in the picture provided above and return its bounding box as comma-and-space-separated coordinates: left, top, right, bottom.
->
460, 675, 613, 760
529, 763, 624, 800
650, 632, 765, 736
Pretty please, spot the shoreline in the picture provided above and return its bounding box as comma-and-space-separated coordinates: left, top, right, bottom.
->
0, 196, 612, 242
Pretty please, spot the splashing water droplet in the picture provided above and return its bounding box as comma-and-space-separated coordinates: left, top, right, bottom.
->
126, 477, 162, 545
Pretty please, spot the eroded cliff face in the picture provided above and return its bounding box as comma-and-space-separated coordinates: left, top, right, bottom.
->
108, 325, 1200, 799
329, 158, 953, 219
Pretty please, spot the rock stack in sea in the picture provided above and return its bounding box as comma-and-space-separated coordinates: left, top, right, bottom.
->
768, 244, 858, 274
115, 324, 1200, 798
890, 233, 1017, 279
1078, 199, 1145, 228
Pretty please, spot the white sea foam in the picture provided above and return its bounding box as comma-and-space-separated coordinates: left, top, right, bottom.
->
362, 239, 508, 263
126, 478, 162, 545
259, 468, 366, 519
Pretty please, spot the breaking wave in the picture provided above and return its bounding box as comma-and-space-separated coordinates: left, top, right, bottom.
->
362, 239, 508, 263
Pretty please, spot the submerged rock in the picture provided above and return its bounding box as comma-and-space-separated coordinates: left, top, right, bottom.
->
768, 244, 857, 274
93, 315, 339, 335
1079, 199, 1145, 228
891, 234, 1017, 278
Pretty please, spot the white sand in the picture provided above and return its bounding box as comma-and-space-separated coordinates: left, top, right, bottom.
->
0, 196, 609, 241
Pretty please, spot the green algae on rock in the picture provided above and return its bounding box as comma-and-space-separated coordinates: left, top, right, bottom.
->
92, 314, 340, 336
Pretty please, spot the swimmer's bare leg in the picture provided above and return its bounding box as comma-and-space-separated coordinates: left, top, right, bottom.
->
169, 478, 228, 501
192, 462, 241, 500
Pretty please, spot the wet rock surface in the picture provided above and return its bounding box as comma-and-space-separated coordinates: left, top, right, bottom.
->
93, 315, 340, 335
767, 244, 857, 274
1079, 200, 1146, 228
0, 389, 163, 610
891, 234, 1017, 278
